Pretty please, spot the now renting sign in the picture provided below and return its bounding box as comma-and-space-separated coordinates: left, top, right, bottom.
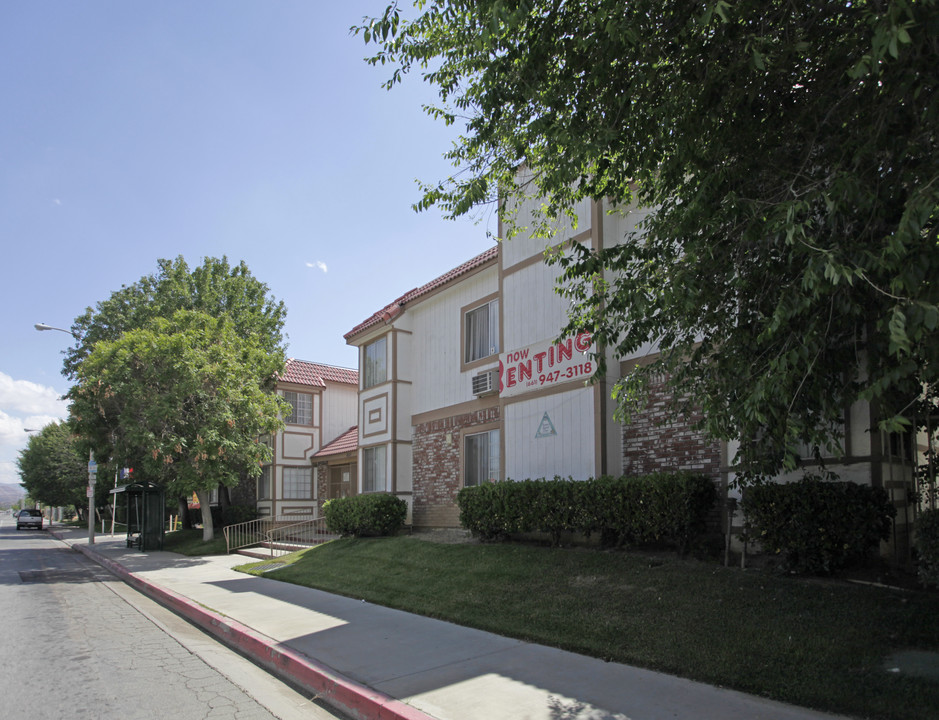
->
498, 332, 593, 398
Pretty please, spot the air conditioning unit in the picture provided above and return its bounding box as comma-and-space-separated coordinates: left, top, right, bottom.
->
471, 369, 498, 396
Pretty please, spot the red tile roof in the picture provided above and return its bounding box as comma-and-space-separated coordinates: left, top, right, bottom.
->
344, 245, 499, 341
279, 359, 358, 387
313, 426, 358, 458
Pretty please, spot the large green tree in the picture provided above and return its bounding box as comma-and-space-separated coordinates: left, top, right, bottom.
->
68, 311, 288, 541
17, 422, 89, 515
359, 0, 939, 473
64, 256, 288, 538
62, 256, 286, 379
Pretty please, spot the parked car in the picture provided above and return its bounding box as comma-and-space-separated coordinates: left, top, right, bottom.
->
16, 509, 43, 531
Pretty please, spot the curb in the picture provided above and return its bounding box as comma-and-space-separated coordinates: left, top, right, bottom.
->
53, 531, 435, 720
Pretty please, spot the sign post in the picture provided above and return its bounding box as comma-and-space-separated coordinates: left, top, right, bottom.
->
87, 451, 97, 544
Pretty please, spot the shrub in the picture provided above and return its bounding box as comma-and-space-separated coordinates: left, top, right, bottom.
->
743, 476, 895, 575
223, 504, 259, 527
456, 480, 533, 540
324, 493, 408, 537
593, 474, 718, 551
457, 473, 717, 551
915, 508, 939, 587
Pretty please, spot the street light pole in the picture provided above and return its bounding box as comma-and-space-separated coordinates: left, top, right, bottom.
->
87, 452, 97, 544
34, 322, 80, 338
35, 321, 92, 542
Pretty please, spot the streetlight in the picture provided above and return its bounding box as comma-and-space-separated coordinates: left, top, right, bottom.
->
34, 321, 94, 543
34, 323, 80, 339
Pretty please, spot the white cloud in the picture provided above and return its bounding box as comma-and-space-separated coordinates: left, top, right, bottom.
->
0, 373, 69, 485
52, 198, 61, 206
306, 261, 328, 273
0, 460, 19, 485
0, 371, 68, 415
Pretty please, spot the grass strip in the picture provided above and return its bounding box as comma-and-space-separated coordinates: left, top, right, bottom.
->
162, 528, 228, 556
238, 536, 939, 720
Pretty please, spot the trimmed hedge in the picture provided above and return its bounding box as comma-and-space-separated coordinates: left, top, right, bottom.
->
915, 508, 939, 587
324, 493, 408, 537
743, 477, 895, 575
456, 473, 717, 552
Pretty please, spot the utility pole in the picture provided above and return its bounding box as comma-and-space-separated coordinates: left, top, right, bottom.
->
87, 451, 97, 544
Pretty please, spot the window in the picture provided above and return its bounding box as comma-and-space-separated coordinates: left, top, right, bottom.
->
283, 466, 312, 499
465, 299, 499, 363
362, 446, 386, 493
464, 429, 500, 486
364, 337, 387, 388
258, 465, 271, 500
284, 391, 312, 425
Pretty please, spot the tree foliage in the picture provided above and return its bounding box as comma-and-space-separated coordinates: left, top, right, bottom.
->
64, 257, 289, 540
62, 256, 286, 380
358, 0, 939, 473
68, 311, 288, 540
17, 422, 88, 512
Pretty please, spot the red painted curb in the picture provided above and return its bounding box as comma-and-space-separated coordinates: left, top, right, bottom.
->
61, 536, 435, 720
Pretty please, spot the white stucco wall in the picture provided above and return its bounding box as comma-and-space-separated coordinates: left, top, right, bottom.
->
409, 266, 500, 415
504, 386, 596, 482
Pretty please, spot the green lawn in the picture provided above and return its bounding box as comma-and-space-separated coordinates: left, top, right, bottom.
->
237, 536, 939, 720
162, 528, 228, 555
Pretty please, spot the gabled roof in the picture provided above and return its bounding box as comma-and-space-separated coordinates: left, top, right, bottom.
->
344, 245, 499, 342
313, 426, 358, 458
278, 358, 358, 388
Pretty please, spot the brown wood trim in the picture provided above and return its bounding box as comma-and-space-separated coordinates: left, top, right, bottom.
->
362, 392, 390, 439
460, 291, 502, 373
499, 378, 596, 407
501, 229, 593, 276
460, 419, 502, 488
279, 430, 317, 460
412, 396, 501, 427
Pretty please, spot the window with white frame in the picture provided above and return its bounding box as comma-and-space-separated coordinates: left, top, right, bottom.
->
258, 465, 271, 500
465, 299, 499, 363
464, 429, 500, 486
283, 466, 312, 499
364, 337, 387, 388
284, 391, 312, 425
362, 446, 386, 493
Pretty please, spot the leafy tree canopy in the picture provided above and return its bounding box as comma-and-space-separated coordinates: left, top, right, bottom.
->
63, 256, 286, 380
17, 421, 88, 510
359, 0, 939, 473
67, 310, 289, 540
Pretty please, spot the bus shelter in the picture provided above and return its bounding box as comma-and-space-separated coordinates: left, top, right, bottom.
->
111, 481, 165, 551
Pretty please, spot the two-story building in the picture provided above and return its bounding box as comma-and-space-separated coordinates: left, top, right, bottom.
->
256, 358, 358, 518
343, 191, 724, 528
344, 194, 919, 559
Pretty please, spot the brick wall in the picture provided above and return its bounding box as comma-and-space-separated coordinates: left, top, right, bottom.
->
623, 372, 722, 480
412, 406, 500, 528
314, 463, 329, 514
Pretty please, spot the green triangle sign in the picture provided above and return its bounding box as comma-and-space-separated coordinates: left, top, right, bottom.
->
535, 412, 557, 439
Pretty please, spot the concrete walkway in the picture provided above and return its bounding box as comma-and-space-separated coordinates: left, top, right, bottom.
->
48, 526, 850, 720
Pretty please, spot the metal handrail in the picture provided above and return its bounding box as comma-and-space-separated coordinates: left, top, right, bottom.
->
224, 517, 274, 554
223, 514, 331, 554
263, 516, 335, 557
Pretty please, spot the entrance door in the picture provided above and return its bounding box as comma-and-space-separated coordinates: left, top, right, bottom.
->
328, 464, 356, 499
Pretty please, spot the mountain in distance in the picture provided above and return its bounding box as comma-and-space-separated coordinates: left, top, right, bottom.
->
0, 483, 26, 507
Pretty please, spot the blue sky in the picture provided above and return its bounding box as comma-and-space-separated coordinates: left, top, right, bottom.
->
0, 2, 497, 485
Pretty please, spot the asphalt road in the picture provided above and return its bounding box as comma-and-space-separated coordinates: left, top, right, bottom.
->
0, 513, 346, 720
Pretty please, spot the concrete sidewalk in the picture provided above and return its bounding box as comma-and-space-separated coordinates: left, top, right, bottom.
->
48, 526, 849, 720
